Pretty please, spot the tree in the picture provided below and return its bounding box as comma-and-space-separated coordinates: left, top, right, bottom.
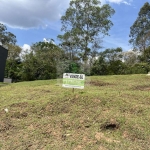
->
138, 46, 150, 63
7, 44, 22, 60
58, 0, 115, 64
5, 44, 22, 81
129, 2, 150, 52
91, 52, 108, 75
21, 41, 63, 81
102, 47, 123, 62
0, 23, 16, 45
91, 47, 125, 75
102, 47, 124, 75
21, 51, 38, 81
123, 50, 137, 66
130, 63, 150, 74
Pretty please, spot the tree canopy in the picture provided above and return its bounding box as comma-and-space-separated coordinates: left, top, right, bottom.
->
21, 41, 63, 81
0, 23, 16, 45
58, 0, 115, 62
129, 2, 150, 52
91, 47, 124, 75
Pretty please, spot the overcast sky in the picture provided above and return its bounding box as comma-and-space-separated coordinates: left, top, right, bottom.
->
0, 0, 149, 51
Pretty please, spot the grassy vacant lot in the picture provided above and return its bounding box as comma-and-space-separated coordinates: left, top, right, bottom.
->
0, 74, 150, 150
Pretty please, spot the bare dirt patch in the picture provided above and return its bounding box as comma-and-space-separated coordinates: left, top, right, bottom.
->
133, 85, 150, 91
0, 119, 14, 132
10, 102, 28, 108
74, 145, 83, 150
11, 112, 28, 119
89, 81, 113, 87
30, 102, 71, 117
95, 132, 120, 143
32, 89, 51, 93
98, 146, 108, 150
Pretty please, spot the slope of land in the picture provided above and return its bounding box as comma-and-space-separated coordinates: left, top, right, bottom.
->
0, 75, 150, 150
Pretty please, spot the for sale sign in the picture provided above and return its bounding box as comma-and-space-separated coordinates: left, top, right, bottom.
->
62, 73, 85, 89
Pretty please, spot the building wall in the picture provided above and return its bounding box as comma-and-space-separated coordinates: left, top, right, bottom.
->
0, 46, 8, 82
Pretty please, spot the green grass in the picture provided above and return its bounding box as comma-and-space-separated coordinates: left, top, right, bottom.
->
0, 74, 150, 150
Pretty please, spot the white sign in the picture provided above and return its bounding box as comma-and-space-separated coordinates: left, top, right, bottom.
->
62, 73, 85, 89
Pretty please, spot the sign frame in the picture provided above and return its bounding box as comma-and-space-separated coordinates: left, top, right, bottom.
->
62, 73, 85, 89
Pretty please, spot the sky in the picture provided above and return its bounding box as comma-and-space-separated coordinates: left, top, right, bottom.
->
0, 0, 149, 52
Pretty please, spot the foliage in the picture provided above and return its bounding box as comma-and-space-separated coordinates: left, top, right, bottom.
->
91, 52, 108, 75
129, 63, 150, 74
123, 50, 138, 66
21, 52, 38, 81
129, 2, 150, 51
6, 44, 22, 60
138, 46, 150, 63
58, 0, 115, 63
91, 47, 125, 75
5, 60, 22, 82
21, 41, 63, 81
0, 23, 16, 45
5, 44, 22, 81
